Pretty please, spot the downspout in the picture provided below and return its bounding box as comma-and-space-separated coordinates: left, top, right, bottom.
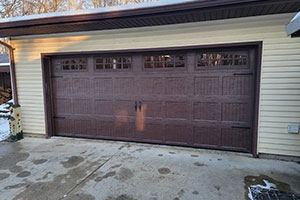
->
0, 40, 18, 105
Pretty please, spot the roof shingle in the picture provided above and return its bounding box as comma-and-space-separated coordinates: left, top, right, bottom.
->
0, 54, 9, 64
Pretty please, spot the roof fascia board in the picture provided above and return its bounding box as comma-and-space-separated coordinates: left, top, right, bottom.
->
0, 0, 287, 29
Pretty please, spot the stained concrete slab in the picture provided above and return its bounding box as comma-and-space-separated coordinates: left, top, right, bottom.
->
0, 137, 299, 200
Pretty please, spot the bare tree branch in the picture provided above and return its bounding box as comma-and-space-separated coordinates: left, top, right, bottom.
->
0, 0, 160, 19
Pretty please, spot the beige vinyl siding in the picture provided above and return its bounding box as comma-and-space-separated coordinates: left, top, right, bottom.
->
10, 13, 300, 157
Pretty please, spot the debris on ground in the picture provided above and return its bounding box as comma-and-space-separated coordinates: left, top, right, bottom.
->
248, 179, 300, 200
0, 87, 12, 105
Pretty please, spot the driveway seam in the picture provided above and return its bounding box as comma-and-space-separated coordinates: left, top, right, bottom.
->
59, 150, 121, 200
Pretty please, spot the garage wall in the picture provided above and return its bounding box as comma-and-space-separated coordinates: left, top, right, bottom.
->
10, 13, 300, 157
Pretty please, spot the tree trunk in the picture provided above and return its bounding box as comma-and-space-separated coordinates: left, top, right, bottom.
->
53, 0, 57, 12
44, 0, 48, 13
72, 0, 75, 10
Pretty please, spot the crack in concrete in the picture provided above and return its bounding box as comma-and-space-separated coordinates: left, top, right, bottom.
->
59, 152, 119, 200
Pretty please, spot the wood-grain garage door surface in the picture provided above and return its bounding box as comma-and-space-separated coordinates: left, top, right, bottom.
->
51, 47, 256, 153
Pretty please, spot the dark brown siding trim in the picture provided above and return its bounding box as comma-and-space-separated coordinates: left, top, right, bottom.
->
252, 42, 262, 158
41, 41, 262, 156
1, 0, 300, 37
41, 55, 54, 138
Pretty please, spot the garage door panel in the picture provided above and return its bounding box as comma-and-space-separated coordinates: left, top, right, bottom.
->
137, 78, 164, 95
194, 76, 219, 96
93, 78, 113, 95
221, 128, 252, 152
166, 101, 190, 120
193, 126, 220, 147
73, 119, 93, 136
55, 119, 73, 136
54, 99, 72, 115
141, 101, 163, 119
114, 122, 136, 140
193, 102, 220, 121
114, 100, 136, 117
94, 99, 114, 116
222, 76, 252, 96
52, 78, 72, 98
218, 96, 252, 101
114, 77, 135, 95
192, 120, 222, 127
138, 123, 164, 143
95, 120, 114, 139
165, 77, 189, 96
72, 99, 92, 115
165, 124, 192, 145
72, 78, 90, 96
221, 103, 251, 123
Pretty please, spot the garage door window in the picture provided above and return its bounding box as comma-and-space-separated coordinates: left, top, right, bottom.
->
197, 52, 248, 68
95, 57, 131, 70
144, 54, 185, 69
55, 58, 87, 71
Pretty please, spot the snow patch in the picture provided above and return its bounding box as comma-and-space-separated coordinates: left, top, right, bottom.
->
0, 118, 9, 141
0, 0, 196, 23
0, 100, 11, 141
0, 100, 11, 116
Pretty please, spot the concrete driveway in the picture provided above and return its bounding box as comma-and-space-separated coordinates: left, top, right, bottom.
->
0, 137, 299, 200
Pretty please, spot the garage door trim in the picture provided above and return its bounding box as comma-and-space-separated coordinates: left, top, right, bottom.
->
41, 41, 262, 157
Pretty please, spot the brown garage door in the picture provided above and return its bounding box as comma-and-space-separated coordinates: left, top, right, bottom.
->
51, 46, 256, 153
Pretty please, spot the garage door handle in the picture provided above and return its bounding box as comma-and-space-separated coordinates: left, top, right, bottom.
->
134, 101, 137, 112
139, 101, 142, 112
233, 72, 253, 76
231, 126, 251, 129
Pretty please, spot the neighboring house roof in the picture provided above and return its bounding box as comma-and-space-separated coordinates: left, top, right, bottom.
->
0, 54, 9, 65
0, 0, 299, 37
286, 11, 300, 37
0, 54, 10, 72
